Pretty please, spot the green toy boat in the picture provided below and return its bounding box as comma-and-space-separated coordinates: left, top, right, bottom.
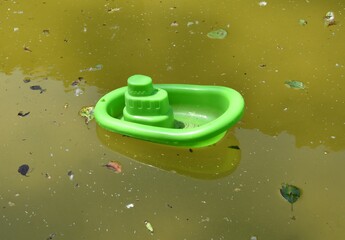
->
94, 75, 245, 147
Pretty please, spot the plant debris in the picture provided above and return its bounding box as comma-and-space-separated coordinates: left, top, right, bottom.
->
67, 170, 74, 180
24, 46, 32, 52
18, 164, 30, 176
80, 64, 103, 72
71, 77, 85, 86
18, 111, 30, 117
23, 78, 31, 83
299, 19, 308, 26
46, 232, 56, 240
104, 161, 122, 173
144, 220, 154, 234
30, 85, 46, 93
280, 183, 301, 211
324, 11, 335, 26
285, 80, 305, 89
228, 145, 240, 150
79, 106, 94, 124
207, 29, 227, 39
42, 29, 50, 35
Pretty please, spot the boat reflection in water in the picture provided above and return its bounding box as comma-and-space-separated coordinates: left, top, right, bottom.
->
96, 126, 241, 180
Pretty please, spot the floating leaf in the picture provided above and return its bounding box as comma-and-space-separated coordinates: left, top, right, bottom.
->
42, 172, 52, 179
104, 161, 122, 173
207, 29, 227, 39
24, 46, 32, 52
18, 111, 30, 117
30, 85, 46, 93
280, 183, 301, 211
18, 164, 30, 176
285, 80, 305, 89
144, 220, 154, 234
79, 106, 94, 124
324, 11, 335, 26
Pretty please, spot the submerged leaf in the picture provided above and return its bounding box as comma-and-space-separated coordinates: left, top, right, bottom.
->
18, 164, 30, 176
285, 80, 305, 89
207, 29, 227, 39
280, 183, 301, 204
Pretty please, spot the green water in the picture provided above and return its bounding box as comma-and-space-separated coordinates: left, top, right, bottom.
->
1, 1, 345, 239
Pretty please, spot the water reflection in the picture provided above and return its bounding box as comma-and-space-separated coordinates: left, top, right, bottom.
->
96, 126, 241, 180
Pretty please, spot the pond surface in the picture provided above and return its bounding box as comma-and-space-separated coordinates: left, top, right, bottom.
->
1, 0, 345, 239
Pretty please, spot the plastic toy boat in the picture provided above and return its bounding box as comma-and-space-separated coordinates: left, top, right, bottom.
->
94, 75, 244, 147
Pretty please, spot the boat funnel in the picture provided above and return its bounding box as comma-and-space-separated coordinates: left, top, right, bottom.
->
123, 75, 175, 128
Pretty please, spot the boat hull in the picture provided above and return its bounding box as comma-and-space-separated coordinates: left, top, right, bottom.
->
94, 84, 244, 147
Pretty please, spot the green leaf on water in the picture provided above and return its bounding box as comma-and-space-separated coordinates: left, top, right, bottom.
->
79, 106, 95, 125
280, 183, 301, 204
207, 29, 227, 39
285, 80, 305, 89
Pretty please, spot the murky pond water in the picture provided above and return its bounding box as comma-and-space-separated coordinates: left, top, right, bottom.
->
1, 0, 345, 239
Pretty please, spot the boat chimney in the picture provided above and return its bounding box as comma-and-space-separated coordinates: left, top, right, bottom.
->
123, 75, 175, 128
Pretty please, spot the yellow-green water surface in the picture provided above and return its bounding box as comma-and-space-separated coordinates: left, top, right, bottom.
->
1, 1, 345, 239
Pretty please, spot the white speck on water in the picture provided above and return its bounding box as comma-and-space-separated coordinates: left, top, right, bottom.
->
234, 187, 241, 192
126, 203, 134, 209
259, 1, 267, 6
74, 88, 84, 96
187, 20, 199, 27
170, 21, 178, 27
